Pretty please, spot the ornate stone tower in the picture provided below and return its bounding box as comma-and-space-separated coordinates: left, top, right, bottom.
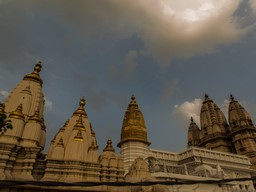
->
44, 97, 100, 182
98, 138, 124, 182
228, 95, 256, 168
187, 117, 201, 148
117, 95, 151, 173
198, 94, 232, 153
0, 62, 46, 180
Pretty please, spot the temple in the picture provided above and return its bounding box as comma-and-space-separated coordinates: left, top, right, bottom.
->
0, 63, 255, 192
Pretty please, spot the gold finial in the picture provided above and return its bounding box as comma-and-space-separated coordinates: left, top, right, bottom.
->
73, 97, 87, 117
23, 62, 43, 85
80, 96, 85, 107
9, 104, 24, 120
74, 130, 83, 142
34, 61, 42, 73
130, 94, 137, 104
103, 137, 115, 152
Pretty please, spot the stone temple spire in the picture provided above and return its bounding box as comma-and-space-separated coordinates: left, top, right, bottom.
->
118, 95, 150, 173
228, 94, 254, 130
199, 94, 231, 152
228, 95, 256, 168
0, 62, 45, 180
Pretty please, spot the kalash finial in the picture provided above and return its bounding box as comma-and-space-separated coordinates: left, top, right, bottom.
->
204, 93, 209, 100
34, 61, 42, 74
130, 94, 137, 104
80, 96, 86, 107
23, 61, 43, 85
103, 137, 115, 152
73, 96, 87, 117
230, 94, 234, 101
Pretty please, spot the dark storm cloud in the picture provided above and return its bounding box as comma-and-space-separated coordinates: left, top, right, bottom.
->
0, 0, 253, 65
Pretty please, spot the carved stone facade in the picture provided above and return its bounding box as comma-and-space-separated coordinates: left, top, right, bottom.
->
0, 63, 255, 192
187, 94, 256, 169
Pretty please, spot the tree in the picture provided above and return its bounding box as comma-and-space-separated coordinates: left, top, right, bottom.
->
0, 102, 12, 134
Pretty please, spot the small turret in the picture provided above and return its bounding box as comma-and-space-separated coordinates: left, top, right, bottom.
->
99, 138, 124, 182
103, 138, 115, 152
187, 117, 200, 148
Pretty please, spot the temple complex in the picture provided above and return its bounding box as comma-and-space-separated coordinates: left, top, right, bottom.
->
0, 62, 255, 192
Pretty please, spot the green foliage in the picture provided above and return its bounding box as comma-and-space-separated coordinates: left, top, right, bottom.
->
0, 103, 12, 134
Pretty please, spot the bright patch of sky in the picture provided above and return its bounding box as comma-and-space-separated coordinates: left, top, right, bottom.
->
160, 0, 239, 22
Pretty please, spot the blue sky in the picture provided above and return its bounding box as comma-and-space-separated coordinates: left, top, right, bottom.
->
0, 0, 256, 153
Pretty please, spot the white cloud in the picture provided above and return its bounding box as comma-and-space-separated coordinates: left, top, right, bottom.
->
45, 97, 53, 111
0, 90, 9, 102
172, 98, 202, 127
220, 99, 229, 119
42, 0, 252, 64
250, 0, 256, 12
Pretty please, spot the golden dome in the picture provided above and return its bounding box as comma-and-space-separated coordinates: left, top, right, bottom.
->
73, 96, 87, 117
9, 104, 24, 120
117, 95, 150, 147
23, 62, 43, 86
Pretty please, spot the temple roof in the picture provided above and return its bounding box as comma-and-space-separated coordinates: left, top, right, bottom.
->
228, 94, 254, 129
200, 94, 228, 131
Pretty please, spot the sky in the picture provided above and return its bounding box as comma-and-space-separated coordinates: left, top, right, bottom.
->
0, 0, 256, 153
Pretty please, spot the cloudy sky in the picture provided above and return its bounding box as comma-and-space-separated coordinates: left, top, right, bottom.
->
0, 0, 256, 153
